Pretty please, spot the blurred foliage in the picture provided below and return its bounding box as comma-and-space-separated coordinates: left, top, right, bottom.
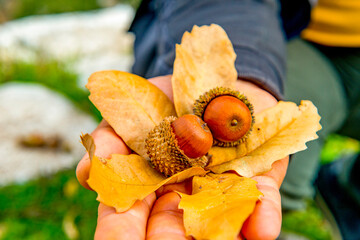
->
282, 201, 333, 240
0, 0, 141, 23
0, 58, 102, 121
321, 134, 360, 165
0, 169, 98, 240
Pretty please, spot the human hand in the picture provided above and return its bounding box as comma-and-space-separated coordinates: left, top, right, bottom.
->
76, 75, 289, 240
77, 120, 193, 240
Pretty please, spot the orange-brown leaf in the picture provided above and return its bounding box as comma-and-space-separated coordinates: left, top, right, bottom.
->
86, 70, 176, 157
178, 173, 262, 240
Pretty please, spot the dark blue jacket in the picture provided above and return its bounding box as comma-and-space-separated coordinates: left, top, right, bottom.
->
129, 0, 310, 99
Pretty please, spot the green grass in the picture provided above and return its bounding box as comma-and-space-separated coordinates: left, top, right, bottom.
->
0, 168, 98, 240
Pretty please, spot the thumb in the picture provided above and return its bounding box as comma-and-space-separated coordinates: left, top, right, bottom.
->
76, 120, 131, 190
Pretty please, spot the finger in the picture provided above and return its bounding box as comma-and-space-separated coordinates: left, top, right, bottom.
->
148, 75, 173, 102
241, 176, 282, 240
76, 120, 131, 190
147, 192, 191, 240
94, 193, 156, 240
261, 157, 289, 188
240, 157, 288, 240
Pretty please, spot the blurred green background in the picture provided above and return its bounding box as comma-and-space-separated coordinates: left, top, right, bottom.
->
0, 1, 359, 239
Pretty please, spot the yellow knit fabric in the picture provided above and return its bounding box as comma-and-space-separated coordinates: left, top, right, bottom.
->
302, 0, 360, 47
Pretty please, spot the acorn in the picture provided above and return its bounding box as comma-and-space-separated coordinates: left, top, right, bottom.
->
171, 114, 213, 158
193, 87, 254, 147
145, 115, 212, 176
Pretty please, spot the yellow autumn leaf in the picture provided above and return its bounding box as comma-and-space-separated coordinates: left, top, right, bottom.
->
81, 134, 207, 212
178, 173, 262, 240
172, 24, 238, 116
208, 100, 322, 177
86, 70, 176, 157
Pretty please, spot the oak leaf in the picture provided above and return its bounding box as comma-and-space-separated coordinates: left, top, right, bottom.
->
178, 173, 262, 240
86, 70, 176, 157
81, 134, 207, 212
172, 24, 238, 116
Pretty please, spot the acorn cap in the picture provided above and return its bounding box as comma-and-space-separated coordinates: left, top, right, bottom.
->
193, 87, 255, 147
145, 116, 209, 177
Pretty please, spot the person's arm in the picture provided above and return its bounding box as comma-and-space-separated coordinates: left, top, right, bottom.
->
131, 0, 286, 99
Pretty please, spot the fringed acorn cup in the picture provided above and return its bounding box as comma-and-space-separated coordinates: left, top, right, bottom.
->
193, 87, 255, 147
145, 115, 212, 176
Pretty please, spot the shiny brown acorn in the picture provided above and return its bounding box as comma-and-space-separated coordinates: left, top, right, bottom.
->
194, 87, 254, 147
204, 95, 252, 142
145, 115, 211, 177
171, 114, 213, 158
